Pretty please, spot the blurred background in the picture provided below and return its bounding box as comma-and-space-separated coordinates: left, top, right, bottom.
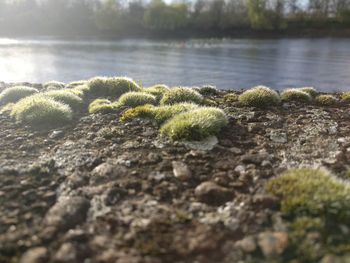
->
1, 0, 350, 90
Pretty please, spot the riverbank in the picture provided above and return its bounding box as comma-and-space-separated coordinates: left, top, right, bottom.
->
1, 83, 350, 262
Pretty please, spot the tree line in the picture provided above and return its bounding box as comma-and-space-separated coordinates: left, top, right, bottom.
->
1, 0, 350, 37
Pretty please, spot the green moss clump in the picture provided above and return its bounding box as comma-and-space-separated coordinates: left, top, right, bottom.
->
160, 107, 228, 141
43, 90, 83, 109
160, 87, 203, 105
266, 169, 350, 223
224, 93, 239, 103
341, 92, 350, 103
143, 84, 170, 101
11, 95, 72, 127
315, 95, 337, 106
88, 99, 117, 114
120, 103, 199, 124
116, 92, 157, 108
268, 169, 350, 261
0, 103, 15, 115
281, 88, 312, 103
43, 81, 66, 91
88, 76, 141, 97
238, 86, 280, 108
197, 85, 219, 96
299, 87, 318, 97
65, 80, 87, 89
0, 86, 39, 105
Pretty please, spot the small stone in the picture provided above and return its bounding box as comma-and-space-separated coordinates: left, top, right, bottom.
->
270, 131, 287, 143
258, 232, 289, 258
44, 196, 90, 232
235, 236, 257, 253
252, 194, 280, 209
229, 147, 242, 154
195, 181, 233, 205
49, 130, 64, 139
241, 151, 270, 165
91, 161, 128, 184
20, 247, 48, 263
53, 243, 77, 262
172, 161, 191, 181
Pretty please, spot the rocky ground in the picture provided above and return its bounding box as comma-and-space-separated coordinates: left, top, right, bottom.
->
1, 82, 350, 263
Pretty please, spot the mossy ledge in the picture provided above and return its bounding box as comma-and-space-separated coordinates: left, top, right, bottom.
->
1, 79, 350, 263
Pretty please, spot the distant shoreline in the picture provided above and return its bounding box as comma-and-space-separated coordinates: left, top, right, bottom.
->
2, 28, 350, 40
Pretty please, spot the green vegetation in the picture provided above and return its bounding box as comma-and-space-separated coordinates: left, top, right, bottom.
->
43, 81, 65, 91
120, 103, 199, 124
197, 85, 219, 96
160, 107, 228, 141
11, 95, 72, 127
65, 80, 87, 89
315, 95, 337, 106
224, 93, 239, 103
88, 99, 117, 114
116, 92, 157, 108
2, 0, 350, 37
238, 86, 280, 108
0, 86, 39, 106
143, 84, 170, 101
341, 91, 350, 103
160, 87, 203, 105
43, 90, 83, 109
88, 77, 141, 97
281, 88, 312, 103
267, 169, 350, 261
0, 103, 15, 115
299, 87, 318, 97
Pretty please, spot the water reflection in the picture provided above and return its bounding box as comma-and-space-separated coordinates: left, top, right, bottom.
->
0, 38, 350, 91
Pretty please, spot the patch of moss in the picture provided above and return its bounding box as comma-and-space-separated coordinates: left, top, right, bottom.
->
315, 95, 337, 106
224, 93, 239, 103
0, 86, 39, 105
43, 81, 66, 91
160, 107, 228, 141
281, 88, 312, 103
267, 168, 350, 224
65, 80, 87, 89
160, 87, 203, 105
120, 103, 199, 124
11, 95, 72, 127
0, 103, 15, 115
341, 92, 350, 103
197, 85, 219, 96
43, 90, 83, 109
116, 92, 157, 108
88, 76, 141, 97
238, 86, 280, 108
88, 99, 117, 114
97, 127, 124, 139
299, 87, 318, 97
143, 84, 170, 101
267, 169, 350, 261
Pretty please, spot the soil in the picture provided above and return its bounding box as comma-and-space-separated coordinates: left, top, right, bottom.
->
1, 83, 350, 263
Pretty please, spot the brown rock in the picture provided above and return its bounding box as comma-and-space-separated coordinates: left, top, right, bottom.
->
235, 236, 257, 253
258, 232, 289, 258
20, 247, 48, 263
172, 161, 191, 181
44, 196, 90, 232
194, 181, 233, 205
252, 194, 280, 209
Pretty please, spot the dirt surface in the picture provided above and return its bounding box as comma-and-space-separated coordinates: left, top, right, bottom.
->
1, 84, 350, 263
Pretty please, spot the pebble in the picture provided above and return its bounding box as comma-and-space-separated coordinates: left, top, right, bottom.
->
44, 196, 90, 232
194, 181, 233, 205
258, 232, 289, 258
235, 236, 257, 253
49, 130, 64, 139
252, 194, 280, 209
20, 247, 48, 263
270, 131, 287, 143
172, 161, 191, 181
53, 243, 77, 262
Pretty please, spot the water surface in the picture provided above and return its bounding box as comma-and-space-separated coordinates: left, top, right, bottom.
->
0, 37, 349, 91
